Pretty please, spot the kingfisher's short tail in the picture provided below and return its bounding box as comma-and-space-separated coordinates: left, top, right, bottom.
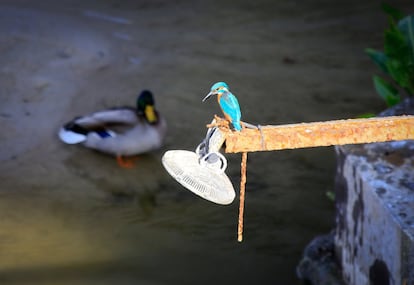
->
232, 121, 242, 131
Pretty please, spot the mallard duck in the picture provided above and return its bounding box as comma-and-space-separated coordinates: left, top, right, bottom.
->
59, 90, 167, 167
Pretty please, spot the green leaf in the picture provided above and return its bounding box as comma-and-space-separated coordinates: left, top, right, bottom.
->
326, 191, 335, 202
365, 6, 414, 99
381, 3, 404, 22
365, 48, 389, 74
398, 15, 414, 60
397, 16, 414, 93
381, 20, 414, 92
373, 75, 401, 106
385, 59, 412, 91
384, 23, 407, 58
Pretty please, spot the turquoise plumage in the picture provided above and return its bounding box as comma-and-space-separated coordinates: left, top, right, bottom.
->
202, 82, 242, 131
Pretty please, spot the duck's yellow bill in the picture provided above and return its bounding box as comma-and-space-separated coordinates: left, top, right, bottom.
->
145, 105, 157, 123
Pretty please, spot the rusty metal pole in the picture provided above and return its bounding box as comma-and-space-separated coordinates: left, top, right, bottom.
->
237, 152, 248, 242
215, 115, 414, 153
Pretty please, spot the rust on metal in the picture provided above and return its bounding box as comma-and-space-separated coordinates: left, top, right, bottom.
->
213, 115, 414, 153
237, 152, 248, 242
206, 115, 414, 242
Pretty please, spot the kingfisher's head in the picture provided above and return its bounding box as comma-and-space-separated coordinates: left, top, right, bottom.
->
202, 81, 230, 102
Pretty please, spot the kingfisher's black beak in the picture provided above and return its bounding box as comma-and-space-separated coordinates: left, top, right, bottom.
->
202, 91, 215, 102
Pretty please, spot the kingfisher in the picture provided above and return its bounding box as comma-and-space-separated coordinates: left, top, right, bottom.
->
202, 82, 242, 131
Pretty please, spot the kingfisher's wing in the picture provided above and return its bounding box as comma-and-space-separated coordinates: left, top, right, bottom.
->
219, 92, 241, 122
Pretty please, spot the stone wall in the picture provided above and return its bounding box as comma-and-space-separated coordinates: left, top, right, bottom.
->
334, 99, 414, 285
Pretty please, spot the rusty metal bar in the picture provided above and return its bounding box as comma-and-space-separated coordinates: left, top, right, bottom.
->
216, 115, 414, 153
237, 152, 248, 242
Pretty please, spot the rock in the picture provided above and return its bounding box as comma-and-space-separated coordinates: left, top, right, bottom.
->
334, 98, 414, 285
297, 232, 345, 285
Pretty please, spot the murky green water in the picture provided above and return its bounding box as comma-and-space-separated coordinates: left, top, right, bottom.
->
0, 151, 335, 285
1, 0, 412, 284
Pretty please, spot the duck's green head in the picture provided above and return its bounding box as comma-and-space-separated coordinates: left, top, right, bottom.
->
137, 90, 158, 124
202, 81, 230, 102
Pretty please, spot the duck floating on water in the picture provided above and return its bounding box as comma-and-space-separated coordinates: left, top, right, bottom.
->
58, 90, 167, 167
202, 82, 242, 131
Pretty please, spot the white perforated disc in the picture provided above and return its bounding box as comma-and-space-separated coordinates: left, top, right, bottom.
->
162, 150, 235, 205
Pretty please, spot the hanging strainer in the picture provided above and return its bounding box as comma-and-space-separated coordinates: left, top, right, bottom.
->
162, 150, 235, 205
162, 124, 235, 205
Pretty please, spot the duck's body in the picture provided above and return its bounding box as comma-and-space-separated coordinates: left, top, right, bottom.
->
59, 90, 167, 159
203, 82, 242, 131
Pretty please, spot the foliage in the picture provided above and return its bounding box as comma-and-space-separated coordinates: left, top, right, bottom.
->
366, 3, 414, 106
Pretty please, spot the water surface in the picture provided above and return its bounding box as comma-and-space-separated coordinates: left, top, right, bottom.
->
1, 0, 412, 284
